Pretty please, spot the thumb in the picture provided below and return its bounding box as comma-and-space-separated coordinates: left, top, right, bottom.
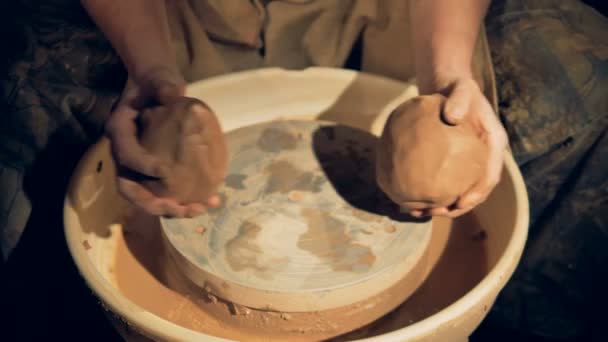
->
154, 79, 186, 105
442, 81, 472, 125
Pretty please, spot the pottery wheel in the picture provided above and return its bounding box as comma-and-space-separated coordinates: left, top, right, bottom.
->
161, 120, 433, 312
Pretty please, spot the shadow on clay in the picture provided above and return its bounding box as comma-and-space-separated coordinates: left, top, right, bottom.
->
311, 125, 429, 224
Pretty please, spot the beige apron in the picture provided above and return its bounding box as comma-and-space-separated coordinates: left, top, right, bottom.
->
166, 0, 497, 108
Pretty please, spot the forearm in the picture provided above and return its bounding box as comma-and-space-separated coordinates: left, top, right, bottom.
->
81, 0, 177, 79
410, 0, 490, 94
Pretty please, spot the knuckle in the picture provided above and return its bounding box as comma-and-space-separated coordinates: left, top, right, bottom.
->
113, 149, 127, 165
104, 118, 118, 135
117, 181, 131, 199
486, 171, 502, 189
490, 176, 501, 189
146, 201, 166, 217
497, 130, 509, 146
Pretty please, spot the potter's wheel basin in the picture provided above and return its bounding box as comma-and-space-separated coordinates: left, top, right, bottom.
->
64, 68, 529, 342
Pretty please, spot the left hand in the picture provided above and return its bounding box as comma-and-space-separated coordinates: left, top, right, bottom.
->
411, 77, 509, 218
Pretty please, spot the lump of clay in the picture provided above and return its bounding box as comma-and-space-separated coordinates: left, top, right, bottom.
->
138, 96, 228, 204
376, 94, 488, 210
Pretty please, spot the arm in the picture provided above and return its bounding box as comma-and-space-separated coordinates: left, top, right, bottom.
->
410, 0, 490, 94
81, 1, 212, 218
81, 0, 178, 79
408, 0, 508, 218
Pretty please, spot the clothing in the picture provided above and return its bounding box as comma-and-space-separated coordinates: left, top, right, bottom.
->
1, 0, 606, 339
165, 0, 492, 86
485, 0, 608, 338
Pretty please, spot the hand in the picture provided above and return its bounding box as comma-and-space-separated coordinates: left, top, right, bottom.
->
106, 67, 214, 217
411, 78, 508, 218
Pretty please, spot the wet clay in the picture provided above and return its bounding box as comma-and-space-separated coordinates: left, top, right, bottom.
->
113, 211, 487, 341
376, 95, 488, 210
138, 97, 228, 204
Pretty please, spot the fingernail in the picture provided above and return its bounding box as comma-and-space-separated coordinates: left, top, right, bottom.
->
448, 106, 464, 121
432, 207, 449, 216
155, 164, 169, 178
187, 207, 205, 218
207, 195, 221, 208
462, 193, 481, 208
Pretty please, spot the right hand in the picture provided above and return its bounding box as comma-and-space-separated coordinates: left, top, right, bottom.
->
106, 67, 211, 217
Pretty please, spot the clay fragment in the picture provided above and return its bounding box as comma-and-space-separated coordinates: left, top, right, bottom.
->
376, 94, 488, 210
138, 96, 228, 204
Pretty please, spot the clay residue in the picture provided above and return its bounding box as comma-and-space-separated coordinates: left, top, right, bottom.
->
288, 190, 305, 202
265, 160, 325, 194
298, 208, 375, 272
384, 225, 396, 234
350, 208, 378, 223
225, 174, 247, 190
224, 220, 287, 279
257, 127, 298, 152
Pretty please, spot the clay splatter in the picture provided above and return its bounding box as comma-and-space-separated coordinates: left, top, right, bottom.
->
257, 127, 298, 152
298, 208, 375, 272
265, 160, 325, 194
225, 174, 247, 190
288, 190, 305, 202
384, 225, 396, 233
82, 240, 92, 250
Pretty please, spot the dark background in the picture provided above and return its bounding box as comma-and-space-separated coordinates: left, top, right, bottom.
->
1, 1, 606, 341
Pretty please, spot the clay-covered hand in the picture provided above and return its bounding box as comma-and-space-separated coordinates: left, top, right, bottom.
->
106, 67, 215, 217
422, 78, 508, 217
377, 78, 508, 218
138, 97, 228, 214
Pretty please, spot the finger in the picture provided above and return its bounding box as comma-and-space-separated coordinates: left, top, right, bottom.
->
114, 78, 142, 110
457, 190, 483, 209
443, 81, 473, 125
483, 130, 507, 191
112, 135, 169, 178
409, 209, 425, 218
429, 207, 451, 217
118, 177, 185, 217
206, 194, 221, 208
190, 139, 224, 209
444, 205, 475, 218
457, 99, 507, 209
457, 148, 504, 210
412, 208, 434, 218
185, 203, 206, 218
106, 104, 139, 127
160, 201, 188, 218
107, 108, 169, 178
155, 80, 186, 105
